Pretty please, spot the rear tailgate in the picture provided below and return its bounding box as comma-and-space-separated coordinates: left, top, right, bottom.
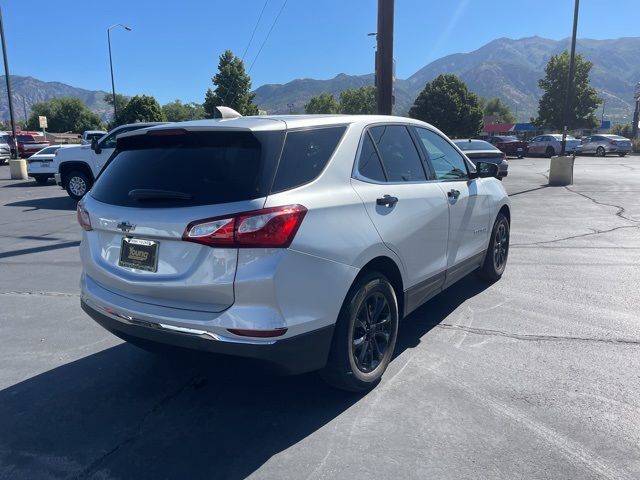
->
81, 127, 286, 313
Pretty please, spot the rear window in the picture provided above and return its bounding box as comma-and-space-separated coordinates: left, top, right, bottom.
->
454, 140, 494, 151
39, 146, 61, 155
91, 131, 284, 208
270, 126, 346, 193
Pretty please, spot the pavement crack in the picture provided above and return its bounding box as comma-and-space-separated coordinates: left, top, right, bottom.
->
0, 291, 79, 298
75, 375, 198, 479
511, 224, 639, 246
436, 324, 640, 346
564, 186, 639, 223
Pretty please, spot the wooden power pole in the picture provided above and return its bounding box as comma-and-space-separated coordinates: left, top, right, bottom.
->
376, 0, 394, 115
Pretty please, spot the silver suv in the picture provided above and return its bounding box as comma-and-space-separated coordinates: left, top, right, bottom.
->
78, 115, 511, 391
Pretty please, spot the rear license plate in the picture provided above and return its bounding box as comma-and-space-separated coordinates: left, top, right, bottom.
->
41, 162, 51, 167
119, 237, 158, 272
517, 147, 523, 152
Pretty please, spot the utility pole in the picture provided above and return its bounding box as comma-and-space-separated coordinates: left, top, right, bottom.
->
600, 98, 605, 127
560, 0, 579, 156
0, 7, 17, 158
632, 82, 640, 140
375, 0, 394, 115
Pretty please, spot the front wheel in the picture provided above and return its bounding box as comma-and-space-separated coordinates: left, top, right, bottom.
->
478, 213, 510, 281
321, 271, 399, 392
596, 146, 606, 157
65, 170, 92, 201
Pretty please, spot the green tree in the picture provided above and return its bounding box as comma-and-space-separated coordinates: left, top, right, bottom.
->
304, 93, 340, 114
409, 74, 483, 138
533, 51, 600, 130
339, 86, 376, 114
483, 97, 515, 123
119, 95, 166, 124
204, 50, 258, 117
610, 123, 632, 138
162, 100, 206, 122
104, 93, 129, 116
26, 97, 104, 132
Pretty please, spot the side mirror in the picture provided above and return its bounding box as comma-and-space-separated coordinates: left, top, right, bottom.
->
91, 137, 101, 154
475, 161, 499, 179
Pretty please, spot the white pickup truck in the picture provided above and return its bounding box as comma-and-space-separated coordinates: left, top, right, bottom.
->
53, 122, 167, 200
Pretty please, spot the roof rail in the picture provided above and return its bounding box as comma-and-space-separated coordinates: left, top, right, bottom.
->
214, 106, 243, 119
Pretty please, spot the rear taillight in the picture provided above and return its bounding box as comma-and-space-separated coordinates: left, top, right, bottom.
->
77, 203, 92, 231
183, 204, 307, 248
609, 140, 617, 145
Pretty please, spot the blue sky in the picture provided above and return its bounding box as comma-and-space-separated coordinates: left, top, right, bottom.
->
2, 0, 638, 104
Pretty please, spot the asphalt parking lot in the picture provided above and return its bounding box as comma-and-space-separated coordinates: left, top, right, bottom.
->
1, 155, 639, 480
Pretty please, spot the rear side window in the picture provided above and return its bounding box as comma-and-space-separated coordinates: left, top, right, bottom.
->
357, 133, 386, 182
369, 125, 426, 182
91, 131, 284, 208
270, 126, 346, 193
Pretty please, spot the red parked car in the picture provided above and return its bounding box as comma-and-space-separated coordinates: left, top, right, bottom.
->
17, 132, 49, 158
487, 136, 528, 159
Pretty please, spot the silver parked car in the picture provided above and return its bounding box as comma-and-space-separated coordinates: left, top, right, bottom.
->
77, 115, 511, 391
527, 134, 580, 157
453, 139, 508, 179
575, 134, 632, 157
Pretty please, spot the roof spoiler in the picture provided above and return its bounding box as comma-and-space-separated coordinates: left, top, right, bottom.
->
214, 106, 243, 119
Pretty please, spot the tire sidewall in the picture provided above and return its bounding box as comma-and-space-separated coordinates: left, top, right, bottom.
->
345, 277, 399, 385
490, 214, 510, 276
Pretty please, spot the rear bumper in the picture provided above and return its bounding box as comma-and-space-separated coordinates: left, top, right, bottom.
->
81, 299, 334, 375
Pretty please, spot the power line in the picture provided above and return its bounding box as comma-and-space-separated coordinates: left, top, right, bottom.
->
241, 0, 269, 61
248, 0, 288, 73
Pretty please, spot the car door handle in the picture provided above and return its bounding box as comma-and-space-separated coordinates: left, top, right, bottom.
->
447, 189, 460, 199
376, 195, 398, 207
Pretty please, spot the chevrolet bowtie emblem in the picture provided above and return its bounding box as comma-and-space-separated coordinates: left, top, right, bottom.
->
117, 221, 135, 233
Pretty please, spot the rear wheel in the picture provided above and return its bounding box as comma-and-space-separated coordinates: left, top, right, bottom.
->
33, 175, 49, 185
596, 146, 606, 157
545, 146, 555, 158
65, 170, 92, 201
478, 213, 510, 281
321, 271, 399, 392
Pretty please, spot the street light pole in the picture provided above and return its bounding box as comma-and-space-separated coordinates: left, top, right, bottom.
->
560, 0, 580, 156
107, 24, 131, 125
0, 7, 17, 158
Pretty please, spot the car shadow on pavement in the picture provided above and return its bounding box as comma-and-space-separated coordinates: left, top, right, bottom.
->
5, 196, 76, 211
0, 276, 490, 479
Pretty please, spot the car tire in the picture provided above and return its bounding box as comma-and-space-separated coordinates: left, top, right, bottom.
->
65, 170, 92, 201
618, 153, 626, 157
545, 146, 555, 158
596, 147, 606, 157
478, 212, 510, 281
321, 271, 399, 392
33, 175, 49, 185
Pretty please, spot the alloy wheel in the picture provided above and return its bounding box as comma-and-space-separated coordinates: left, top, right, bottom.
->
351, 292, 391, 373
69, 176, 87, 197
493, 222, 509, 271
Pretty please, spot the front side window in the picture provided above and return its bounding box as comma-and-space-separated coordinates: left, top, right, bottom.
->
414, 127, 468, 181
368, 125, 426, 182
101, 127, 137, 149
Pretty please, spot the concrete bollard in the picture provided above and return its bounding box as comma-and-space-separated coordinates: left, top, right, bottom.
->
548, 155, 575, 186
9, 159, 29, 180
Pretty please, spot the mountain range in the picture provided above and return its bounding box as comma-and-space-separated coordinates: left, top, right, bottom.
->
1, 36, 638, 125
254, 36, 640, 122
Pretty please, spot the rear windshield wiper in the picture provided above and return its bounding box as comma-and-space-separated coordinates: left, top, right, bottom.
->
128, 189, 193, 201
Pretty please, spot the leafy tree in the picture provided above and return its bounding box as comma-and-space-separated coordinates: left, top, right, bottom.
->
483, 97, 515, 123
304, 93, 340, 114
162, 100, 206, 122
119, 95, 166, 124
104, 93, 130, 116
339, 86, 376, 115
610, 123, 632, 138
409, 74, 483, 138
26, 97, 104, 132
533, 51, 600, 130
204, 50, 258, 117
